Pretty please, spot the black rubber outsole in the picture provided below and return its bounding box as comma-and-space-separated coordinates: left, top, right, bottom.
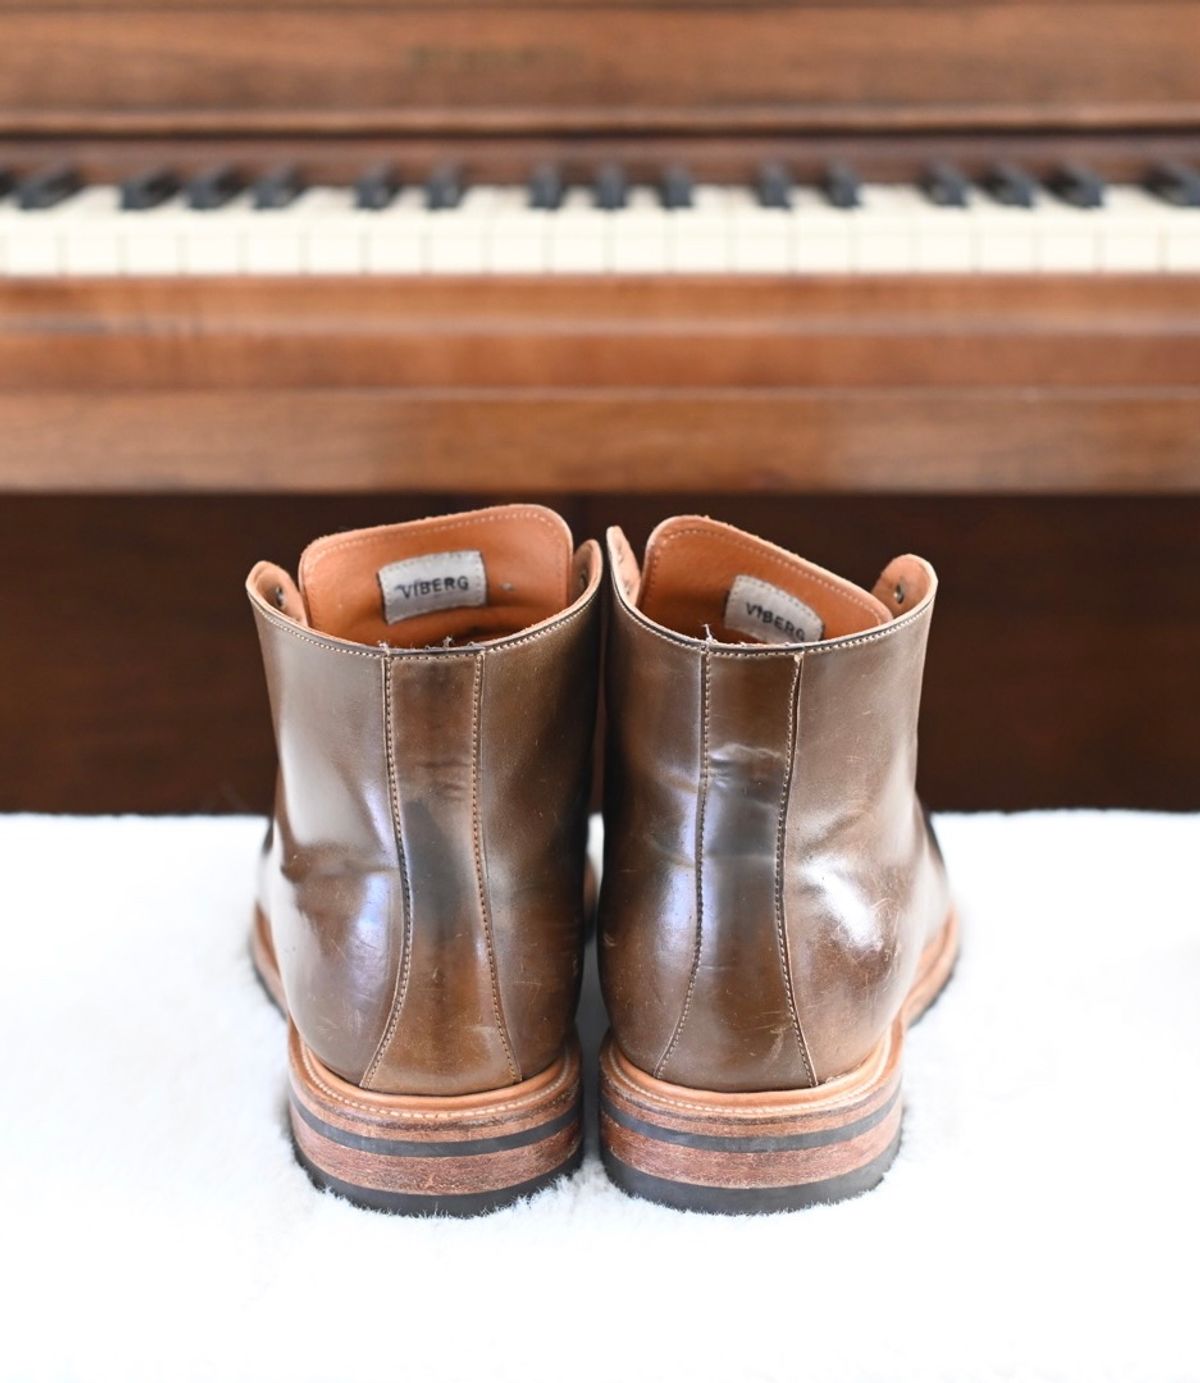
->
292, 1135, 584, 1217
600, 1125, 903, 1215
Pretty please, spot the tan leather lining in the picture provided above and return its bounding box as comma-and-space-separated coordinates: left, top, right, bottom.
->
614, 516, 891, 644
294, 504, 575, 647
247, 560, 308, 626
872, 554, 936, 618
607, 526, 643, 606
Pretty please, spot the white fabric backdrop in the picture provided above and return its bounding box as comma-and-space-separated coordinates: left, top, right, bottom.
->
2, 811, 1197, 1383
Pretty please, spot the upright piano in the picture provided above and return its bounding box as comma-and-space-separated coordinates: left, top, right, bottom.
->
1, 0, 1197, 810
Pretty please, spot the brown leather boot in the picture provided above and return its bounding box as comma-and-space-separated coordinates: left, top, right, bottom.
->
598, 516, 957, 1213
246, 504, 601, 1214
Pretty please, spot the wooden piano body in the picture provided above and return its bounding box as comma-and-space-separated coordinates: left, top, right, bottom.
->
0, 0, 1197, 812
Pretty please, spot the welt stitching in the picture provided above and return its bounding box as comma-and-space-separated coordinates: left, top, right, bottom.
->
607, 1075, 899, 1122
471, 653, 521, 1084
362, 658, 414, 1090
775, 655, 817, 1087
298, 1037, 573, 1119
605, 1032, 897, 1117
655, 647, 710, 1079
254, 580, 597, 658
641, 525, 883, 622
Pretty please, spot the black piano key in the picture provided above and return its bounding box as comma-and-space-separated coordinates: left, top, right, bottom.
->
1146, 160, 1200, 208
426, 163, 464, 211
0, 168, 14, 200
17, 164, 82, 211
921, 160, 971, 208
983, 162, 1037, 209
755, 161, 793, 210
593, 162, 628, 211
528, 163, 564, 211
253, 164, 304, 211
355, 162, 400, 211
660, 164, 694, 210
186, 164, 243, 211
821, 161, 861, 210
1048, 162, 1105, 210
120, 167, 179, 211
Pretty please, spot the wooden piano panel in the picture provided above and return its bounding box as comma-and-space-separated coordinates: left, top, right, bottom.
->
2, 492, 1196, 813
1, 277, 1197, 494
2, 3, 1199, 134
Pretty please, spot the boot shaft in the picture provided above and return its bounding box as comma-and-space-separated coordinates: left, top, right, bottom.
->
599, 516, 950, 1092
248, 505, 601, 1095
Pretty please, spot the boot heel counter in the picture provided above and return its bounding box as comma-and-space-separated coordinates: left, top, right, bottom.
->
598, 876, 818, 1094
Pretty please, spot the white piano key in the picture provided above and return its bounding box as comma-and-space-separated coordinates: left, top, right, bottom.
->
1036, 200, 1101, 272
486, 188, 548, 273
120, 195, 188, 275
1164, 209, 1200, 271
547, 189, 610, 273
182, 192, 252, 275
59, 188, 123, 275
1098, 187, 1165, 271
911, 191, 976, 272
727, 189, 792, 273
793, 190, 853, 273
427, 188, 499, 273
854, 185, 920, 271
668, 185, 731, 272
364, 189, 428, 274
5, 179, 1200, 282
304, 189, 366, 273
242, 188, 340, 274
2, 196, 74, 275
972, 200, 1039, 272
243, 224, 304, 273
610, 189, 670, 273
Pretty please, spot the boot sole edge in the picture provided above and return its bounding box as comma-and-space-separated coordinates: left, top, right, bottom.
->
599, 907, 958, 1215
288, 1027, 584, 1217
254, 908, 583, 1216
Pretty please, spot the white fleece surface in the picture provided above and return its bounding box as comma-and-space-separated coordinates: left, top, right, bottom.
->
1, 811, 1197, 1383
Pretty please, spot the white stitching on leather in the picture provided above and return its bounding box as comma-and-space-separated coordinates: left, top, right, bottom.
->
251, 578, 598, 658
470, 652, 521, 1083
602, 1035, 899, 1119
616, 585, 933, 659
296, 1036, 576, 1120
775, 654, 817, 1086
654, 648, 710, 1078
361, 659, 414, 1090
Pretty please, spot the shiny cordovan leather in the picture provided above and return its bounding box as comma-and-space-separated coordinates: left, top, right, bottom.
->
247, 505, 602, 1096
599, 516, 952, 1092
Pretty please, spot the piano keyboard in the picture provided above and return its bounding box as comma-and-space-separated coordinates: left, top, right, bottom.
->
2, 160, 1199, 276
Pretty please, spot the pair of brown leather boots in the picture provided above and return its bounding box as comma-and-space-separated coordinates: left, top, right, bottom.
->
247, 504, 956, 1216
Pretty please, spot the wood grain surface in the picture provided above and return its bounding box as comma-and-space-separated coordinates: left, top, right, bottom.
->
2, 4, 1197, 134
2, 277, 1198, 495
2, 492, 1195, 813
